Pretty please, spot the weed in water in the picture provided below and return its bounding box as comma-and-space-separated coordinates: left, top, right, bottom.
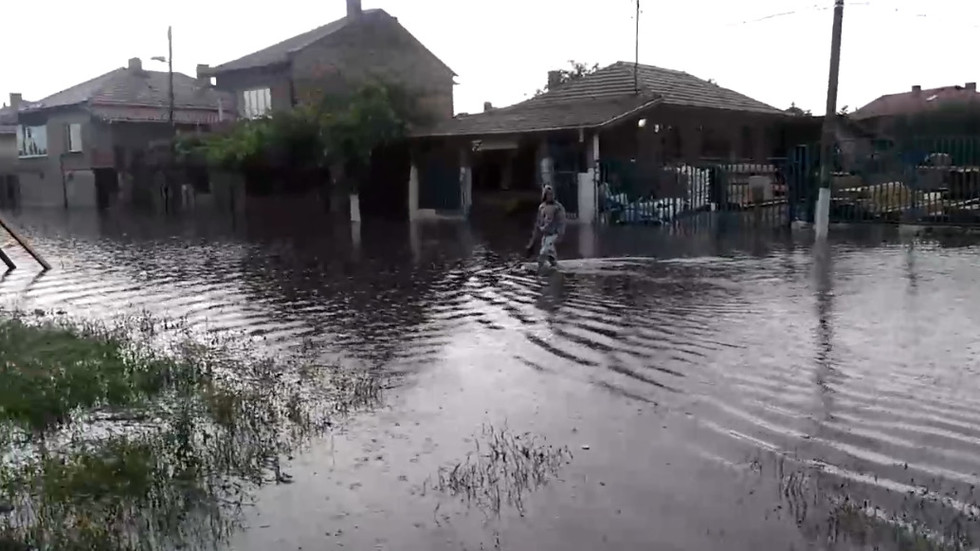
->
433, 423, 572, 518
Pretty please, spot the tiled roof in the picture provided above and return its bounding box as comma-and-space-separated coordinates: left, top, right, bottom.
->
211, 12, 371, 73
211, 10, 455, 77
415, 61, 783, 137
24, 66, 233, 113
852, 85, 980, 120
545, 62, 783, 113
417, 94, 662, 137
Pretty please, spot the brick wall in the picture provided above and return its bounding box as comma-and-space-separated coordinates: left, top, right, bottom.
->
290, 13, 455, 122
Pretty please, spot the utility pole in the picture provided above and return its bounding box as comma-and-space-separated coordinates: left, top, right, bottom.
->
167, 26, 175, 132
167, 25, 176, 215
815, 0, 845, 239
634, 0, 640, 94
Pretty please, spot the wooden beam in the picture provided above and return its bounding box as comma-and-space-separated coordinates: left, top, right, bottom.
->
0, 216, 50, 271
0, 246, 14, 271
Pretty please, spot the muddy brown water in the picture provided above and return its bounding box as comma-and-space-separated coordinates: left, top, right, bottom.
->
2, 207, 980, 550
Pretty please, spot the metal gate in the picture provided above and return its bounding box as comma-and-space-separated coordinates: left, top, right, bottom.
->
596, 157, 799, 228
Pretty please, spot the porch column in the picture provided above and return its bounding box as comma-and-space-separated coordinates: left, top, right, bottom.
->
408, 163, 420, 220
459, 148, 472, 217
537, 139, 554, 188
578, 132, 601, 225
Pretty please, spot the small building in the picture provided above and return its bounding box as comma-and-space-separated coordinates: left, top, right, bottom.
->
9, 58, 233, 209
206, 0, 456, 123
852, 82, 980, 135
409, 61, 793, 221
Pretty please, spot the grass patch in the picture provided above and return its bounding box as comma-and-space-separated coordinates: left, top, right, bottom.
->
0, 311, 384, 550
0, 316, 208, 433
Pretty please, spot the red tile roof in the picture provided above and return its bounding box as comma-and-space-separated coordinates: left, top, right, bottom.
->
852, 84, 980, 120
414, 62, 784, 138
22, 65, 234, 117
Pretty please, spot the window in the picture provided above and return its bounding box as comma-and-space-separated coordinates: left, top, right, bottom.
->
17, 125, 48, 158
242, 88, 272, 119
67, 123, 83, 153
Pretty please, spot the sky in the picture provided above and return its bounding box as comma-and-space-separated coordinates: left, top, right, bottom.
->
1, 0, 977, 116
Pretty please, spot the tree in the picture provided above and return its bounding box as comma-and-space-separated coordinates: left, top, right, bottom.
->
785, 102, 812, 116
534, 61, 600, 96
182, 81, 418, 193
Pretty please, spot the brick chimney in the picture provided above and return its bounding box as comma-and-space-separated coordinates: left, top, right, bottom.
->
967, 82, 977, 92
483, 101, 493, 112
9, 93, 22, 111
196, 64, 212, 86
547, 71, 562, 91
347, 0, 362, 17
128, 57, 143, 72
911, 85, 921, 93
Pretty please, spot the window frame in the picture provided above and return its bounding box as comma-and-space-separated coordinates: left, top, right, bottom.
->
17, 124, 48, 159
66, 123, 83, 153
242, 87, 272, 119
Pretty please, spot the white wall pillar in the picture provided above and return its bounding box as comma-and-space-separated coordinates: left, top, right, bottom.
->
459, 149, 472, 216
577, 171, 596, 224
409, 221, 420, 264
591, 133, 601, 168
349, 193, 361, 223
578, 221, 596, 257
408, 163, 419, 220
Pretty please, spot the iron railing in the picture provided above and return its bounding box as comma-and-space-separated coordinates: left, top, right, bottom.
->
596, 158, 797, 227
801, 136, 980, 225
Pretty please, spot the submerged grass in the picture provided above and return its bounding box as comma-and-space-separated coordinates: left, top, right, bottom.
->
432, 424, 572, 518
0, 310, 384, 551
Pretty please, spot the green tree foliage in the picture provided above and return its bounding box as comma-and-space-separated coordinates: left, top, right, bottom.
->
534, 61, 600, 96
179, 82, 419, 190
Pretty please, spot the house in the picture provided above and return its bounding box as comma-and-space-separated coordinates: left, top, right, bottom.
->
852, 82, 980, 135
10, 58, 234, 209
408, 61, 792, 220
0, 104, 18, 207
206, 0, 455, 123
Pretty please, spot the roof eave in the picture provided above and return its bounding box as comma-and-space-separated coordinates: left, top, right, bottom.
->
211, 59, 291, 76
411, 123, 600, 139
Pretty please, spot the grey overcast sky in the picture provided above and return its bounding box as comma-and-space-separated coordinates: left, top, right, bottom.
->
1, 0, 976, 116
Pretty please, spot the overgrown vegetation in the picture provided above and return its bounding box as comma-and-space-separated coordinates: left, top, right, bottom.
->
176, 81, 425, 193
534, 60, 600, 96
0, 311, 383, 550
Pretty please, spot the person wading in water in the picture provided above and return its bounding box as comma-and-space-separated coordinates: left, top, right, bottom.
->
525, 184, 567, 270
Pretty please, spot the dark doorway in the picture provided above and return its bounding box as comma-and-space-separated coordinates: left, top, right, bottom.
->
0, 175, 19, 209
94, 168, 119, 211
361, 141, 411, 220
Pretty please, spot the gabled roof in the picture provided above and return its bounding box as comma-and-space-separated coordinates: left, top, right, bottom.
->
415, 61, 784, 138
853, 84, 980, 120
211, 9, 455, 77
544, 62, 782, 113
25, 66, 231, 112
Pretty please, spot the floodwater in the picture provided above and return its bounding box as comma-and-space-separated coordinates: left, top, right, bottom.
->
2, 205, 980, 551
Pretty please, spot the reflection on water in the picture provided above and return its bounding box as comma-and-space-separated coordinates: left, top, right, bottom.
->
2, 207, 980, 550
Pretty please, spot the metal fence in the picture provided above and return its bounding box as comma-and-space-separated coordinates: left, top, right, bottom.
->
596, 158, 797, 227
553, 170, 580, 219
800, 136, 980, 225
